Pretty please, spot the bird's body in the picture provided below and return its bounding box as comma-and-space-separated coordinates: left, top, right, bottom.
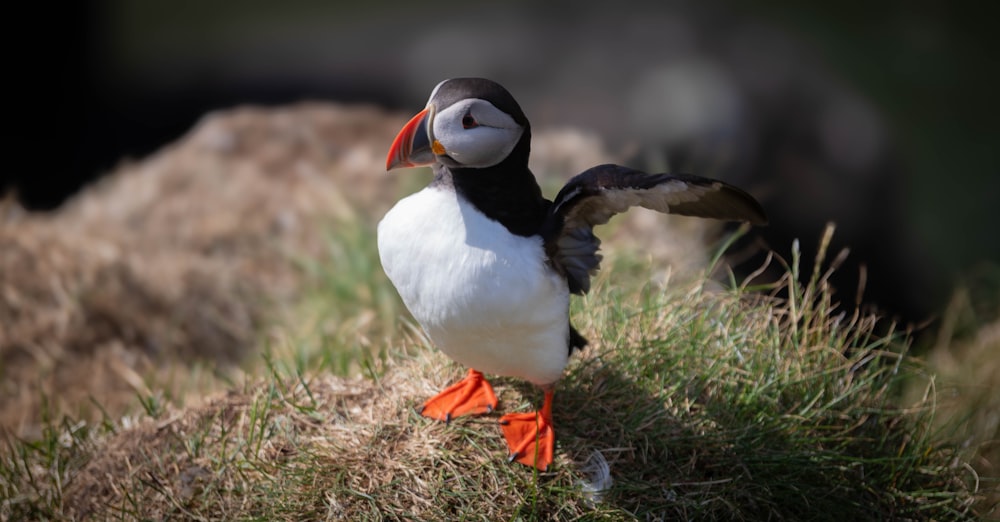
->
378, 180, 571, 386
378, 78, 766, 470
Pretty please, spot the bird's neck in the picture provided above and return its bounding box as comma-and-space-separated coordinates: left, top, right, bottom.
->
432, 142, 549, 237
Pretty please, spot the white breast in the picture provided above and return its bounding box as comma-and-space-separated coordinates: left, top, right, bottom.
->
377, 186, 570, 385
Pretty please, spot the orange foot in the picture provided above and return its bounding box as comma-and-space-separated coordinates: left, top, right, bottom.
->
421, 369, 499, 423
499, 389, 555, 471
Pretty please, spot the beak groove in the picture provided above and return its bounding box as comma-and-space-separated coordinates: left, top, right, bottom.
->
386, 107, 436, 171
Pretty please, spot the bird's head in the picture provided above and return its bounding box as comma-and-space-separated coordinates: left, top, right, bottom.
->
386, 78, 530, 171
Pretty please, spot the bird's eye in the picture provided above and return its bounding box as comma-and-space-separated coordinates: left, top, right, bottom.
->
462, 113, 478, 129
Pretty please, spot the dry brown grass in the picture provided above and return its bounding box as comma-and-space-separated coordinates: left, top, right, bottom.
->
58, 351, 529, 520
912, 278, 1000, 513
0, 103, 410, 437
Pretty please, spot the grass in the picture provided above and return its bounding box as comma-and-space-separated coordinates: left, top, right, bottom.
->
0, 216, 988, 520
907, 263, 1000, 514
272, 218, 404, 378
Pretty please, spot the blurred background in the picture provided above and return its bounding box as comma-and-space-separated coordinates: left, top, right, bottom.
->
11, 0, 1000, 334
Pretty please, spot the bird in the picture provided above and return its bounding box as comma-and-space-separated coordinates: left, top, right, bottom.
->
378, 77, 767, 471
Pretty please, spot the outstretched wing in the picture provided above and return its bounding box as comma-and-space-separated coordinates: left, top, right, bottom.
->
542, 163, 767, 294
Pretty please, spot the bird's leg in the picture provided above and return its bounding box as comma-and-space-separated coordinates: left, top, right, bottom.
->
499, 387, 555, 471
421, 368, 499, 423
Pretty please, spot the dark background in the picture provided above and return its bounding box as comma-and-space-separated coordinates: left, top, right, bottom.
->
10, 1, 1000, 332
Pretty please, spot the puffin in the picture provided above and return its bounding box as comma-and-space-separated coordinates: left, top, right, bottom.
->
378, 78, 767, 471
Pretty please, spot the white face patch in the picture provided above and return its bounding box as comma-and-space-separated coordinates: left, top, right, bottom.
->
432, 98, 524, 168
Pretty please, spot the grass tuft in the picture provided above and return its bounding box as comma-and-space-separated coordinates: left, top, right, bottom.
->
271, 216, 406, 380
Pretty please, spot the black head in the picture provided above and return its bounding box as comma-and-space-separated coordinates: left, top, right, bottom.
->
387, 78, 532, 171
429, 78, 529, 129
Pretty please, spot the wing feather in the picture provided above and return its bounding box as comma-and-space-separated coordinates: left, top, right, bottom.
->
543, 164, 767, 294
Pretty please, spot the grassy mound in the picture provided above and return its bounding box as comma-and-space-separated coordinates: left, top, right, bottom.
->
1, 223, 982, 520
0, 103, 408, 438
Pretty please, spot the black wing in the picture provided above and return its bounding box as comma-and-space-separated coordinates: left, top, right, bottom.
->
542, 164, 767, 294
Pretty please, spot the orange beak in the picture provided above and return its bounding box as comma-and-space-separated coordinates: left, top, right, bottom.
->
386, 107, 437, 171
